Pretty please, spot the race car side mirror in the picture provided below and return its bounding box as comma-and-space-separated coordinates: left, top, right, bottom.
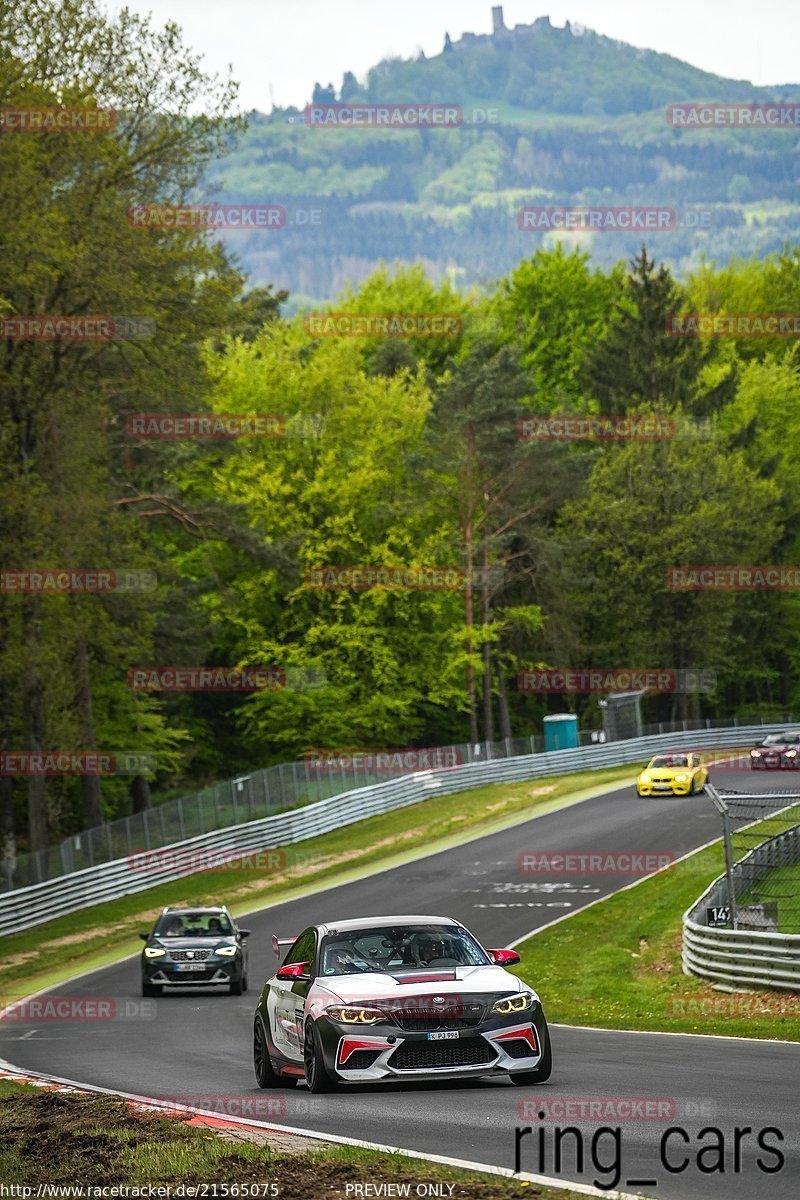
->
489, 948, 521, 966
277, 961, 311, 980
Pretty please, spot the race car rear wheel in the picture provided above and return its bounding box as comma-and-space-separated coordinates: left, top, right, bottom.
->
509, 1022, 552, 1085
304, 1020, 339, 1093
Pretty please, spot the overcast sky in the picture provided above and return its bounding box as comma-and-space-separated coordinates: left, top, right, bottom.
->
106, 1, 799, 113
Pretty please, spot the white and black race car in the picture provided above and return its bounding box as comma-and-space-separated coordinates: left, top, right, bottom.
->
253, 914, 552, 1092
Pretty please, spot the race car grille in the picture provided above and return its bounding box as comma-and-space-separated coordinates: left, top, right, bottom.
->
390, 1038, 496, 1070
392, 1011, 483, 1031
341, 1050, 383, 1070
170, 949, 213, 962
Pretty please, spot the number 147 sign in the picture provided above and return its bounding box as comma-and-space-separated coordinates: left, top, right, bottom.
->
707, 905, 731, 927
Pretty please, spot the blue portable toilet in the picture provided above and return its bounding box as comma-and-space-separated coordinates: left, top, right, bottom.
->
543, 713, 579, 751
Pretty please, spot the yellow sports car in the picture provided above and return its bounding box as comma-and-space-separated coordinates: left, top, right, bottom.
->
636, 752, 708, 797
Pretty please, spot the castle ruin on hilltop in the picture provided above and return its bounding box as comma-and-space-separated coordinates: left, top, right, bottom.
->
444, 6, 576, 52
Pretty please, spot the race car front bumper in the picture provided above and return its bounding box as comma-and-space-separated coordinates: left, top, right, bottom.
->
316, 1009, 550, 1083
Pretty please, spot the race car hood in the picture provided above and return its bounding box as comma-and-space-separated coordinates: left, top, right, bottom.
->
642, 765, 690, 779
315, 963, 530, 1004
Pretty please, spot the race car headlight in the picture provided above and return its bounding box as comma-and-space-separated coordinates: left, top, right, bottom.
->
144, 946, 166, 958
750, 750, 760, 757
786, 751, 797, 759
639, 773, 651, 783
215, 945, 238, 957
325, 1006, 383, 1024
674, 773, 689, 782
492, 993, 535, 1016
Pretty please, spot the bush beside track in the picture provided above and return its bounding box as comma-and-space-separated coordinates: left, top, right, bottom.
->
513, 842, 800, 1042
0, 1077, 585, 1198
0, 766, 636, 999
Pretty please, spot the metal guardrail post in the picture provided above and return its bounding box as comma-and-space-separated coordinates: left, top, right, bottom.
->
723, 816, 737, 933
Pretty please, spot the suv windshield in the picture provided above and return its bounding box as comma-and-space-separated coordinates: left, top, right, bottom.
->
154, 912, 232, 937
319, 924, 490, 976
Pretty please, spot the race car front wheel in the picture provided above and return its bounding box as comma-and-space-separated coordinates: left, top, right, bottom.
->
254, 1016, 288, 1088
304, 1020, 339, 1093
509, 1021, 552, 1085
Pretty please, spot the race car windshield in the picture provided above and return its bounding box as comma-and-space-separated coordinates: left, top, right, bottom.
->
320, 925, 491, 976
649, 755, 689, 768
154, 912, 233, 937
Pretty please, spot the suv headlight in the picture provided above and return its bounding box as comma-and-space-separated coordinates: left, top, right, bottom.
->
326, 1005, 383, 1024
144, 946, 166, 958
215, 945, 238, 957
493, 993, 535, 1016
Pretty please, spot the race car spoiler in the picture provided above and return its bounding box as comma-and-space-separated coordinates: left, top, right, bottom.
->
272, 933, 297, 961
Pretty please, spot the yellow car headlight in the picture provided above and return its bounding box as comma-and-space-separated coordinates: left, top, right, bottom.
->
215, 945, 238, 957
492, 993, 535, 1016
326, 1006, 383, 1024
673, 774, 689, 782
639, 773, 651, 783
144, 946, 166, 958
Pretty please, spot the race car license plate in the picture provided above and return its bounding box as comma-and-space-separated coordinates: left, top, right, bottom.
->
427, 1030, 459, 1040
173, 963, 198, 971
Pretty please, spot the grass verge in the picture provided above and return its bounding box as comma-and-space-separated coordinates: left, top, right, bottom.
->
514, 843, 800, 1041
0, 1078, 586, 1198
0, 765, 635, 1001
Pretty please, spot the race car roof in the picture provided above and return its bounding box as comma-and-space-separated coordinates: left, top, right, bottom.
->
318, 915, 459, 934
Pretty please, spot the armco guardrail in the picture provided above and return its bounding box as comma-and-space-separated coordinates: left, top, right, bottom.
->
683, 823, 800, 991
0, 721, 790, 937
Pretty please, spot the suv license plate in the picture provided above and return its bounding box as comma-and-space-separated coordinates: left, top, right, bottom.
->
427, 1030, 459, 1041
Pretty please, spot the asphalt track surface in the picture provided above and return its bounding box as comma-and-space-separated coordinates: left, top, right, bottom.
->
3, 768, 800, 1199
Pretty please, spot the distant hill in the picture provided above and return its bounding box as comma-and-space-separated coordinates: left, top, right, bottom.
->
205, 7, 800, 306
